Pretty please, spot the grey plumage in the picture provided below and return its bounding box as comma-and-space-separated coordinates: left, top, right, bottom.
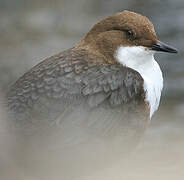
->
7, 48, 148, 152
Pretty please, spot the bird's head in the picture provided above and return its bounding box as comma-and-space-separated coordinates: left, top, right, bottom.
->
78, 10, 177, 65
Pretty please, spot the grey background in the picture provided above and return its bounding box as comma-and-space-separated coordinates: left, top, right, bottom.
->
0, 0, 184, 179
0, 0, 184, 97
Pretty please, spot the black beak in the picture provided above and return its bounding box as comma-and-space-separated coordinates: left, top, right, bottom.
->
152, 41, 178, 53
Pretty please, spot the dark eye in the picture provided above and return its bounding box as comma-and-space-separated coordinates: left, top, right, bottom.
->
126, 30, 135, 40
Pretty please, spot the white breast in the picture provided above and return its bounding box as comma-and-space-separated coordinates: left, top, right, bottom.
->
115, 46, 163, 118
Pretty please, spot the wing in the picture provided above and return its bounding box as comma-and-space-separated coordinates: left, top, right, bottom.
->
7, 49, 148, 136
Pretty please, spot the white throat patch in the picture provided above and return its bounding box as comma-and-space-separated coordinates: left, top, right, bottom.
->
115, 46, 163, 118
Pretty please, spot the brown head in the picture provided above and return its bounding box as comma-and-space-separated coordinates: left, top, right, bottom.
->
77, 10, 177, 64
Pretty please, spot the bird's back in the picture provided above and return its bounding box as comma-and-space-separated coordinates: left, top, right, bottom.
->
7, 48, 149, 166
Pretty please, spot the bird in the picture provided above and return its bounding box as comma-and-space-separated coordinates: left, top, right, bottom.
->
6, 10, 177, 172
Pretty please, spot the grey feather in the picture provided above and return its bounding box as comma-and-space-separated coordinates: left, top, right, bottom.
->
7, 48, 147, 134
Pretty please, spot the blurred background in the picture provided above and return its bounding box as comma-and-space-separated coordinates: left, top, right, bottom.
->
0, 0, 184, 179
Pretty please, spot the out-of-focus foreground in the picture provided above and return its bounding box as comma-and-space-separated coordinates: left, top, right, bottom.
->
0, 0, 184, 179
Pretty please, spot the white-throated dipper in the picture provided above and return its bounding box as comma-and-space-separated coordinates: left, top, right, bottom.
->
7, 11, 178, 168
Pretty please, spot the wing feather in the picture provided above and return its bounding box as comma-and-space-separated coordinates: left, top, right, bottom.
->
7, 49, 146, 132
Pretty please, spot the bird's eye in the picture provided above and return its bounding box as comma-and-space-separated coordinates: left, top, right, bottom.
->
127, 30, 133, 36
126, 30, 135, 40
